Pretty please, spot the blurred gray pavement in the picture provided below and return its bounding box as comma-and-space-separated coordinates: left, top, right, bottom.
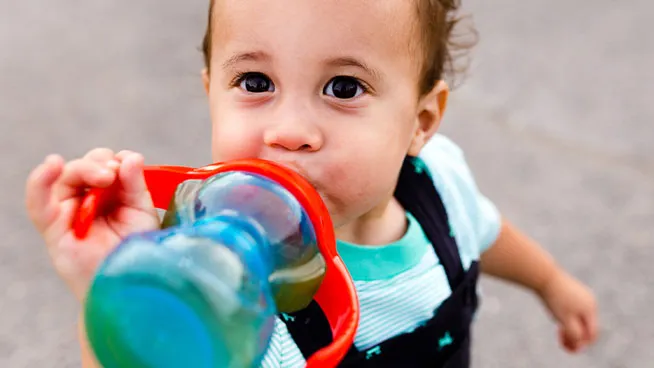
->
1, 1, 652, 367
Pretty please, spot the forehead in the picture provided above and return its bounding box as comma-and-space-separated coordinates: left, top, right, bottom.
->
211, 0, 419, 72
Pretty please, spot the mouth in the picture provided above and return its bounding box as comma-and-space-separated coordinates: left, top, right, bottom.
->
275, 161, 310, 181
274, 160, 326, 193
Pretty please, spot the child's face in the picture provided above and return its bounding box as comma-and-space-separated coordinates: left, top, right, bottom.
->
203, 0, 446, 227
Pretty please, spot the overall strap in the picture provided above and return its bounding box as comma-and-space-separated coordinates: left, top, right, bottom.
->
279, 301, 332, 360
394, 156, 465, 288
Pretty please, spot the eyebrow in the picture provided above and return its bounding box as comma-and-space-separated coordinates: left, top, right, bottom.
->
221, 53, 382, 81
221, 51, 271, 70
325, 57, 383, 81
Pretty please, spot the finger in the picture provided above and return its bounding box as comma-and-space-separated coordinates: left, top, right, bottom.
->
116, 152, 155, 212
582, 307, 599, 344
560, 317, 584, 353
115, 150, 137, 162
559, 327, 578, 353
84, 148, 120, 173
26, 154, 64, 232
53, 159, 117, 201
83, 148, 116, 164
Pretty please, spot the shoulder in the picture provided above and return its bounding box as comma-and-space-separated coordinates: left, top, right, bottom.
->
417, 134, 483, 212
417, 134, 472, 185
417, 134, 502, 262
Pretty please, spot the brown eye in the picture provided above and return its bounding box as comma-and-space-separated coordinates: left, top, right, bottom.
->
323, 76, 364, 99
238, 72, 275, 93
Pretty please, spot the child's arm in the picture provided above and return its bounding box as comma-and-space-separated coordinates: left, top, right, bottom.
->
418, 135, 598, 353
479, 219, 557, 292
79, 315, 101, 368
480, 218, 599, 352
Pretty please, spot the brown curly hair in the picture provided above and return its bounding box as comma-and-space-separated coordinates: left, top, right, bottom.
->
201, 0, 476, 96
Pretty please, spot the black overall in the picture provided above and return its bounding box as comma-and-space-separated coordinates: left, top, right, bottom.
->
281, 157, 480, 367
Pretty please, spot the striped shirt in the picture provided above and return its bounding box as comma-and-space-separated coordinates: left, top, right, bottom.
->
260, 135, 502, 367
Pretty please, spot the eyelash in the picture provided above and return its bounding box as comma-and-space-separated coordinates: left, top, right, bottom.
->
345, 77, 371, 94
230, 71, 261, 87
229, 72, 371, 95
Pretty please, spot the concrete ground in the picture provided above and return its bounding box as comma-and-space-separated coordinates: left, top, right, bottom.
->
1, 0, 652, 367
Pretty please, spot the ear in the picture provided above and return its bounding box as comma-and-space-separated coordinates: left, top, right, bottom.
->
407, 80, 449, 156
201, 68, 210, 95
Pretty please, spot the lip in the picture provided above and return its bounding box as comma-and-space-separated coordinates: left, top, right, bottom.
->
273, 160, 323, 190
275, 160, 309, 179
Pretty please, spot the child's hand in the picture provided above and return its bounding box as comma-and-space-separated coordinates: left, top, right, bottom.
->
538, 270, 599, 353
25, 149, 160, 302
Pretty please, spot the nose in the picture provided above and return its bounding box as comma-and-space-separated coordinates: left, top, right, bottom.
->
263, 120, 323, 152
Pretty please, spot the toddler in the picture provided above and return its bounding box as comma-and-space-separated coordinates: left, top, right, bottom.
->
26, 0, 597, 366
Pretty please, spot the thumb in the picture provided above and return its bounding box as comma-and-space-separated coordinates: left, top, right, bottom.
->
115, 151, 155, 214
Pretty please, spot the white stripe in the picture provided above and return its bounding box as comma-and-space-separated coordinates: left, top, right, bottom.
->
354, 251, 452, 350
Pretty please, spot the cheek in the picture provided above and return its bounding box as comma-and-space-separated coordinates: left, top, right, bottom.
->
209, 100, 263, 162
318, 108, 414, 220
319, 146, 405, 221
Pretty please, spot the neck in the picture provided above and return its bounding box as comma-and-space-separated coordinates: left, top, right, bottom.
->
335, 197, 408, 246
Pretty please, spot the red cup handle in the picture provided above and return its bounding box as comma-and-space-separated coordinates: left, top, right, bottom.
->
73, 189, 103, 239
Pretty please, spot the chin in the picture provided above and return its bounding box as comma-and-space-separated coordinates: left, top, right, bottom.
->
313, 193, 347, 228
320, 196, 371, 230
